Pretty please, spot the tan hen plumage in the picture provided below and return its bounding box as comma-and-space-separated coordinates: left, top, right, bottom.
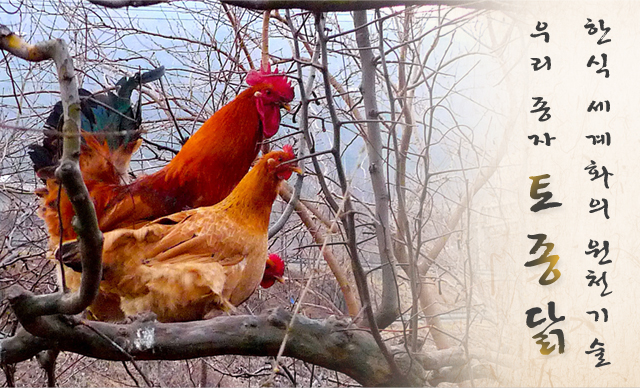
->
59, 147, 299, 322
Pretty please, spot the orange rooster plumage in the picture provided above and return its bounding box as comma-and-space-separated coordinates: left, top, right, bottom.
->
35, 65, 294, 242
33, 65, 294, 320
58, 147, 299, 322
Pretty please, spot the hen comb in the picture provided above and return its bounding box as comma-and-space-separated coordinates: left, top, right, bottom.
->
268, 253, 285, 272
246, 63, 294, 99
282, 144, 295, 159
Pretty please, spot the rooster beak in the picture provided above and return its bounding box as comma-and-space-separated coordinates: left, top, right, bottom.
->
276, 276, 286, 284
282, 103, 291, 112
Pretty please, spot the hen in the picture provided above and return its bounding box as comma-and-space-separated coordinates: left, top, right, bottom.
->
59, 147, 299, 322
33, 65, 294, 320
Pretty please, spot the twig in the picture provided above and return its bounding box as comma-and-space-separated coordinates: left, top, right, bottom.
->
279, 184, 361, 317
142, 137, 179, 155
122, 361, 141, 387
1, 50, 21, 114
459, 148, 475, 387
88, 0, 169, 8
158, 76, 188, 145
222, 2, 255, 70
221, 0, 507, 12
269, 183, 351, 382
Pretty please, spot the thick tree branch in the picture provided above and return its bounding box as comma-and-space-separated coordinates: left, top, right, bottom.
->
353, 10, 399, 331
88, 0, 169, 8
0, 26, 103, 317
0, 308, 426, 387
0, 328, 50, 366
314, 12, 403, 383
88, 0, 508, 11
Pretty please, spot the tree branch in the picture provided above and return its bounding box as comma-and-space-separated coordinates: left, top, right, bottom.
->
88, 0, 508, 11
267, 10, 312, 238
221, 0, 506, 12
279, 184, 361, 317
87, 0, 169, 8
421, 105, 512, 276
0, 25, 103, 317
352, 10, 399, 331
0, 308, 426, 387
314, 12, 406, 385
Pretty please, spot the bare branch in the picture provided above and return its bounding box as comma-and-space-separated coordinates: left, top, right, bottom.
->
0, 25, 103, 317
221, 0, 506, 12
87, 0, 170, 8
0, 308, 426, 387
421, 106, 512, 275
279, 184, 361, 317
352, 10, 399, 330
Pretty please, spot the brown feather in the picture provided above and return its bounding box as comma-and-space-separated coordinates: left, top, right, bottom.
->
61, 149, 298, 322
39, 78, 293, 321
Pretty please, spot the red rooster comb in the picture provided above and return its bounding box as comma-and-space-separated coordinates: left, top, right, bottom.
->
246, 63, 294, 100
283, 144, 295, 159
261, 253, 286, 289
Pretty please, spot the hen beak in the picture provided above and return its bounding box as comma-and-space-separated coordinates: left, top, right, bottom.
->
291, 165, 303, 174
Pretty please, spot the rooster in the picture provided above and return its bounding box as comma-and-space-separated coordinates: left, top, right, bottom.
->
59, 147, 299, 322
95, 64, 295, 232
32, 65, 294, 320
31, 64, 294, 242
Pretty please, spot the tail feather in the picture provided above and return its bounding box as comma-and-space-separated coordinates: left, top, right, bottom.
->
30, 66, 164, 179
116, 66, 165, 100
31, 67, 164, 246
27, 144, 56, 176
57, 240, 82, 273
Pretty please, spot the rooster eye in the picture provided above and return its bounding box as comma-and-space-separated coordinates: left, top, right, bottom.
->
265, 90, 271, 95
